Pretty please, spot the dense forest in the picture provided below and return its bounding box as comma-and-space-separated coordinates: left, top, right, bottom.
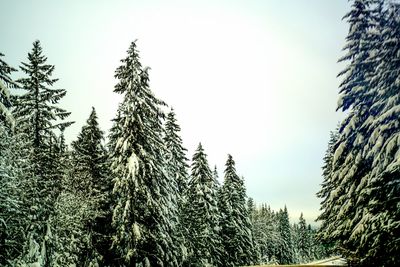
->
1, 0, 400, 266
1, 41, 327, 266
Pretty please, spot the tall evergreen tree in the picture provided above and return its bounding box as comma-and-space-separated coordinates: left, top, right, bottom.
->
14, 40, 72, 149
353, 3, 400, 264
219, 154, 253, 266
51, 107, 112, 265
163, 108, 189, 263
247, 198, 261, 264
317, 0, 376, 261
296, 213, 311, 263
319, 0, 400, 264
110, 41, 180, 266
327, 2, 379, 257
185, 143, 221, 266
11, 40, 73, 266
276, 206, 294, 264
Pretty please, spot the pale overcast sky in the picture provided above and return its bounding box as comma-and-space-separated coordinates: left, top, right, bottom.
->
1, 0, 349, 223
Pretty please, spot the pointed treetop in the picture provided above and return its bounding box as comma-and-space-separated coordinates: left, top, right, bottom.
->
15, 39, 73, 147
88, 107, 99, 125
192, 142, 206, 164
213, 165, 218, 178
113, 40, 166, 110
23, 40, 57, 85
165, 108, 184, 140
224, 154, 236, 172
223, 154, 241, 187
197, 142, 203, 150
72, 107, 104, 150
190, 142, 214, 185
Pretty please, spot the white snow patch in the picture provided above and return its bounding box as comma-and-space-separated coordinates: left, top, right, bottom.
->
132, 222, 141, 240
127, 153, 139, 179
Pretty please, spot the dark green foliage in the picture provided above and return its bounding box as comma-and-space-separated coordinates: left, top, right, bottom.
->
185, 143, 221, 266
0, 53, 16, 128
14, 40, 72, 149
0, 56, 21, 263
296, 213, 311, 263
9, 40, 73, 266
52, 107, 112, 265
316, 130, 339, 245
247, 198, 260, 263
318, 1, 400, 265
70, 107, 110, 198
164, 108, 189, 196
276, 206, 294, 264
164, 108, 189, 264
250, 204, 280, 264
13, 40, 72, 202
110, 41, 180, 266
0, 124, 31, 264
219, 155, 254, 266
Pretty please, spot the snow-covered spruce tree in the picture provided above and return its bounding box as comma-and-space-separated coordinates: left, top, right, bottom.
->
163, 108, 189, 263
219, 154, 253, 266
50, 107, 112, 266
296, 213, 311, 263
14, 40, 73, 150
0, 52, 16, 127
276, 206, 294, 264
317, 0, 377, 261
351, 3, 400, 264
184, 143, 221, 266
12, 40, 73, 265
291, 222, 300, 262
318, 1, 400, 265
81, 108, 114, 265
247, 198, 261, 264
327, 3, 380, 251
110, 41, 180, 266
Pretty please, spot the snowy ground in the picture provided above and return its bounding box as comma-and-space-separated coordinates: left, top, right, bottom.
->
304, 256, 347, 265
246, 256, 347, 266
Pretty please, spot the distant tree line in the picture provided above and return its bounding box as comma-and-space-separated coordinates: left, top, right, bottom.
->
249, 202, 331, 265
1, 40, 328, 266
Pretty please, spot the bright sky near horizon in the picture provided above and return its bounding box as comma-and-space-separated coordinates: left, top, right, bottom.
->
1, 0, 349, 224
